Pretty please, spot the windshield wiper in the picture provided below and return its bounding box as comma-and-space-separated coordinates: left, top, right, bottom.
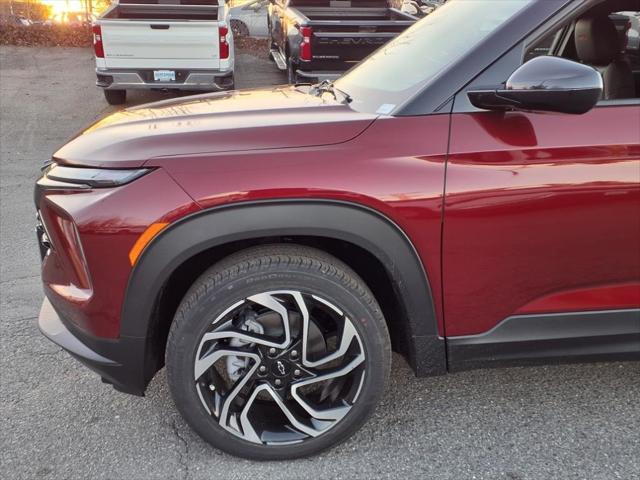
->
310, 80, 352, 104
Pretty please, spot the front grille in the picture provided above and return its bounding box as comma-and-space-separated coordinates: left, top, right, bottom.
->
36, 211, 52, 260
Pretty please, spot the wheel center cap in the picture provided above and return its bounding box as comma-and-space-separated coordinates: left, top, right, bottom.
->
271, 359, 291, 377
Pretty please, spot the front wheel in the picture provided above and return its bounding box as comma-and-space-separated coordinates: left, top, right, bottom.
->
166, 245, 391, 460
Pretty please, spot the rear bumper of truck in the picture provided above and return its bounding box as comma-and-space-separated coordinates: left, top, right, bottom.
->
96, 68, 234, 91
296, 70, 342, 83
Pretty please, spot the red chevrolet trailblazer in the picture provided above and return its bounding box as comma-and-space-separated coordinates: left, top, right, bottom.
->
35, 0, 639, 460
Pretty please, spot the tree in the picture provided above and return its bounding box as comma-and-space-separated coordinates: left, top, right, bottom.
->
92, 0, 113, 15
4, 0, 52, 21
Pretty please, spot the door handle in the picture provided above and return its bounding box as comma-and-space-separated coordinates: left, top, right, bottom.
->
150, 24, 170, 30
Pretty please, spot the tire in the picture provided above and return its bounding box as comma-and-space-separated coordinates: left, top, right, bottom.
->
166, 244, 391, 460
224, 73, 235, 91
268, 26, 274, 48
231, 20, 249, 37
103, 89, 126, 105
287, 58, 297, 84
267, 25, 277, 58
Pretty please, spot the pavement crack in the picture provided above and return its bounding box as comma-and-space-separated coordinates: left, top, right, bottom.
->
32, 348, 65, 358
171, 419, 191, 480
0, 274, 40, 285
8, 316, 38, 322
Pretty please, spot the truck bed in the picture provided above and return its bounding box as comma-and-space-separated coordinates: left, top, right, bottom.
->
102, 0, 219, 21
295, 6, 414, 23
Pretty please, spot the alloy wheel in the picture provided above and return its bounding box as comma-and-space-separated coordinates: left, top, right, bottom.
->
193, 290, 366, 445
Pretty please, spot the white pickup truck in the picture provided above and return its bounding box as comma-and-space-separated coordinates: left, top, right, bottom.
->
93, 0, 234, 105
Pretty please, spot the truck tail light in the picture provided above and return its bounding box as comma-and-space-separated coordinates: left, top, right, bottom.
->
219, 26, 229, 60
92, 24, 104, 58
300, 26, 313, 61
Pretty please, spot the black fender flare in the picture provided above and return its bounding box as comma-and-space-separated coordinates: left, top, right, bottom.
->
121, 200, 446, 378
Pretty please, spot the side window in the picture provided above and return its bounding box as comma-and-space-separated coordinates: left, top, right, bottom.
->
524, 4, 640, 102
244, 0, 261, 9
613, 11, 640, 94
456, 1, 639, 113
524, 29, 563, 62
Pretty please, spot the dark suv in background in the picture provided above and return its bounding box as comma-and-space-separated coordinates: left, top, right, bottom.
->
36, 0, 639, 460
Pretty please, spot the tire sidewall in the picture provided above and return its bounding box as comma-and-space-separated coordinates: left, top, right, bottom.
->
287, 58, 297, 84
231, 20, 248, 37
167, 266, 390, 460
103, 89, 126, 105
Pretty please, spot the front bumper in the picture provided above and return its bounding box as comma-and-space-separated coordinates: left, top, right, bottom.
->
96, 68, 235, 91
34, 168, 200, 396
38, 297, 148, 396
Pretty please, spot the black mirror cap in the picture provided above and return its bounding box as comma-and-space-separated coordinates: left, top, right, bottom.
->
468, 56, 603, 115
506, 56, 603, 92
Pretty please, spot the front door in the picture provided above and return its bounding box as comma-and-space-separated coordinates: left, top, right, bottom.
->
443, 2, 640, 367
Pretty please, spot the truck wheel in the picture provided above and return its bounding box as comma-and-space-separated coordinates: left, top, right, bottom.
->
267, 27, 276, 56
287, 59, 297, 84
231, 20, 249, 37
165, 244, 391, 460
103, 89, 126, 105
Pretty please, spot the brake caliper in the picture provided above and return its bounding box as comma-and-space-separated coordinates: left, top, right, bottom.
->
226, 311, 264, 382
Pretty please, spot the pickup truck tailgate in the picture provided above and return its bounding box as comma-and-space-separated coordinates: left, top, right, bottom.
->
101, 21, 221, 69
311, 20, 412, 62
290, 4, 415, 64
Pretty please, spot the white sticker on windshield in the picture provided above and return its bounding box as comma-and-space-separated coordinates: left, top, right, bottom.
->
376, 104, 396, 115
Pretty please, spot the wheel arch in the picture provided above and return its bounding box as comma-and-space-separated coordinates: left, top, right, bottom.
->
121, 200, 446, 387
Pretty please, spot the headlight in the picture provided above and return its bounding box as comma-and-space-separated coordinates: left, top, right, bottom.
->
39, 164, 151, 189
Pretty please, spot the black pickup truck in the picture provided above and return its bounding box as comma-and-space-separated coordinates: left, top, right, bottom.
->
267, 0, 416, 83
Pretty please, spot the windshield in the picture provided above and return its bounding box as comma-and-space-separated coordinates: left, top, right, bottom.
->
335, 0, 533, 115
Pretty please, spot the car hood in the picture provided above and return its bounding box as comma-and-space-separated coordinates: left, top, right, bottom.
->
53, 86, 377, 168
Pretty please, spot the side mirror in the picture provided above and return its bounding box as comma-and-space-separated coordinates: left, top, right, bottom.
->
468, 56, 603, 115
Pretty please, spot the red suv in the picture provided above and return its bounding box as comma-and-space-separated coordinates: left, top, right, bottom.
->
35, 0, 639, 460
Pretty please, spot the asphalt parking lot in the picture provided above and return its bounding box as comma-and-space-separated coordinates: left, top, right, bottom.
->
1, 45, 639, 480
